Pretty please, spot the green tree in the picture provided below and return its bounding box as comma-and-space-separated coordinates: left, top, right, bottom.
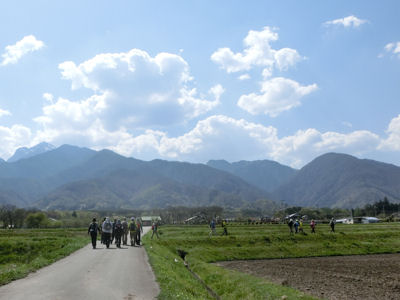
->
26, 212, 48, 228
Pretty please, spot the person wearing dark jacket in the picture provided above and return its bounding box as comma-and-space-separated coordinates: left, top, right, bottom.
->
88, 218, 101, 249
114, 219, 124, 248
111, 218, 117, 244
135, 218, 143, 246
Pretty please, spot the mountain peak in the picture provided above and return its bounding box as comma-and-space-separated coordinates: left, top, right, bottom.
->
8, 142, 56, 163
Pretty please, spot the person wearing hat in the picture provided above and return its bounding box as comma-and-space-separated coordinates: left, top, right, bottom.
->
88, 218, 101, 249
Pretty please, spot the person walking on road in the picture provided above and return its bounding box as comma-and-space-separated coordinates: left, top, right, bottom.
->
111, 218, 117, 244
122, 217, 129, 245
129, 217, 137, 246
151, 221, 160, 239
100, 217, 106, 244
88, 218, 101, 249
114, 219, 124, 248
102, 217, 113, 248
135, 218, 143, 246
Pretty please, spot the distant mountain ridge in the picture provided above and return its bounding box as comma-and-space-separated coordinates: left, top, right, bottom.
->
0, 144, 279, 212
207, 159, 297, 192
273, 153, 400, 208
7, 142, 55, 162
1, 144, 400, 210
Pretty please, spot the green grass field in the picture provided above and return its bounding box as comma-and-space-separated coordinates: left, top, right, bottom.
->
0, 228, 88, 286
144, 222, 400, 299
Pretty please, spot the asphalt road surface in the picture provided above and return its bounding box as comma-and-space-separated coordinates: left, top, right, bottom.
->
0, 226, 159, 300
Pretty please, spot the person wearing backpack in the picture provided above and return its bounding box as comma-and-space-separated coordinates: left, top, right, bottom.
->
288, 218, 294, 234
129, 217, 137, 246
122, 217, 129, 245
135, 218, 143, 246
88, 218, 101, 249
114, 219, 124, 248
111, 218, 117, 244
102, 217, 113, 248
100, 217, 106, 244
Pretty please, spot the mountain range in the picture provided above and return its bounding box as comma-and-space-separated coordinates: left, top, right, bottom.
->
1, 143, 400, 210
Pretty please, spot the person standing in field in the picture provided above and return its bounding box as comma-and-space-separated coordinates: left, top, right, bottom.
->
221, 219, 228, 235
299, 218, 304, 234
129, 217, 137, 246
122, 217, 129, 245
329, 217, 336, 233
209, 219, 216, 237
151, 221, 160, 239
294, 219, 299, 233
88, 218, 101, 249
310, 219, 316, 233
135, 218, 143, 246
288, 218, 294, 234
102, 217, 113, 248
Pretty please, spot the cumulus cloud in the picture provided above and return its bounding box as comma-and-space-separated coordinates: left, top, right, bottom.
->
324, 15, 368, 28
1, 35, 44, 66
379, 114, 400, 151
211, 26, 303, 74
238, 74, 250, 81
0, 108, 11, 118
382, 42, 400, 58
57, 49, 221, 129
237, 77, 318, 117
0, 124, 32, 159
119, 115, 382, 168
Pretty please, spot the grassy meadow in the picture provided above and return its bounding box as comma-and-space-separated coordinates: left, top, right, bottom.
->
0, 228, 88, 286
144, 222, 400, 299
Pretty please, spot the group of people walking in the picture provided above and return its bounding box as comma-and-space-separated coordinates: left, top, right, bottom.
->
88, 217, 144, 249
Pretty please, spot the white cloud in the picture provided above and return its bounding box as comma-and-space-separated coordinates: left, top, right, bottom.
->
324, 15, 368, 28
0, 108, 11, 118
238, 74, 250, 81
57, 49, 220, 129
383, 42, 400, 58
211, 26, 303, 74
237, 77, 318, 117
1, 35, 44, 66
121, 115, 381, 168
0, 124, 32, 159
379, 114, 400, 151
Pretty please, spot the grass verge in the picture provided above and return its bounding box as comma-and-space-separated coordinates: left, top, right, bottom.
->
0, 228, 88, 286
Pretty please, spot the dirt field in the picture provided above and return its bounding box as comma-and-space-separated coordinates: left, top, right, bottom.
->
217, 253, 400, 300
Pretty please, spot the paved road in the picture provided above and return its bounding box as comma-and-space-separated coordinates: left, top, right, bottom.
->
0, 226, 159, 300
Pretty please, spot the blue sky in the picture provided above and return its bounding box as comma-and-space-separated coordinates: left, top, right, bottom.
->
1, 0, 400, 168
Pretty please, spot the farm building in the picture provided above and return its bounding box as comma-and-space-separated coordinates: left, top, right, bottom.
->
141, 216, 161, 226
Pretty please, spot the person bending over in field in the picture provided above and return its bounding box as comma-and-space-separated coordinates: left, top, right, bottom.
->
88, 218, 101, 249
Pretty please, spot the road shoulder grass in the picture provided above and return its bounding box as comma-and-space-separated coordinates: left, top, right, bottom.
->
0, 228, 88, 286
